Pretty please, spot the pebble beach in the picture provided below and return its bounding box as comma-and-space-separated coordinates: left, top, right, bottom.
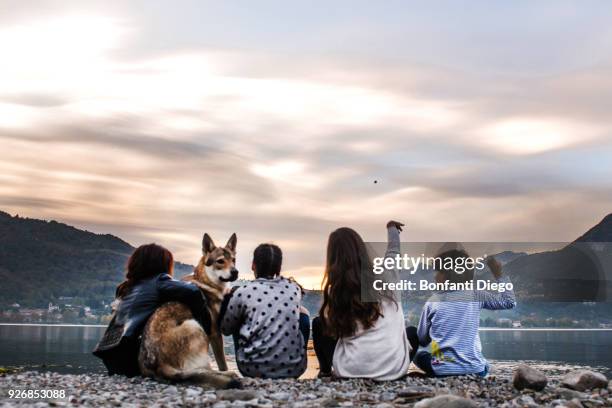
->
1, 361, 610, 407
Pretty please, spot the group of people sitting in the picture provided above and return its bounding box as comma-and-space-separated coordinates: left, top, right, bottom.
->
94, 221, 516, 381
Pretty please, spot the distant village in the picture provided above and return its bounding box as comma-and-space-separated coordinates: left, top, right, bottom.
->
0, 297, 113, 325
2, 296, 611, 329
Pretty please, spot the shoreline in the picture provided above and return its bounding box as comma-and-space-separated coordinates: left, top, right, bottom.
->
1, 361, 610, 407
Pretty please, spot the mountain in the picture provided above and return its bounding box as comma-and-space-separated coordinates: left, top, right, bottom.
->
492, 250, 528, 265
575, 213, 612, 243
0, 211, 193, 308
504, 213, 612, 302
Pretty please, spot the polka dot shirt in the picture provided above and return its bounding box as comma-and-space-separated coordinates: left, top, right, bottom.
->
220, 276, 307, 379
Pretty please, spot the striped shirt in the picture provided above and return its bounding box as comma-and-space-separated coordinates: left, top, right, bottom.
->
416, 276, 516, 376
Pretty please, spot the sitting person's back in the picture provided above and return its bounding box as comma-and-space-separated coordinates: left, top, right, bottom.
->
413, 251, 516, 377
312, 222, 413, 381
329, 297, 410, 380
93, 243, 211, 377
220, 244, 309, 379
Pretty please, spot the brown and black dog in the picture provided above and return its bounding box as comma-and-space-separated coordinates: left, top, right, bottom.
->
138, 233, 240, 388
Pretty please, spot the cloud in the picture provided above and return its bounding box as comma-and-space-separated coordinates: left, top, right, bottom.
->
0, 5, 611, 289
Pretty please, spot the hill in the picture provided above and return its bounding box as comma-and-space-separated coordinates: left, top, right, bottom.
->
575, 213, 612, 243
0, 211, 193, 308
504, 213, 612, 302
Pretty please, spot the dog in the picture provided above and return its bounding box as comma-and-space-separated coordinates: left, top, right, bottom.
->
138, 233, 240, 388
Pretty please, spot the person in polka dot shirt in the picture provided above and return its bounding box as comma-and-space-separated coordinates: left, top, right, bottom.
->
220, 244, 309, 378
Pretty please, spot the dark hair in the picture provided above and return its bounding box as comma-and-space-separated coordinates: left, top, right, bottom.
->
319, 227, 394, 338
116, 243, 174, 298
253, 243, 282, 279
434, 249, 474, 283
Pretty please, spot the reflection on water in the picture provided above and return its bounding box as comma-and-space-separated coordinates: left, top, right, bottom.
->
479, 329, 612, 375
0, 325, 107, 374
1, 325, 610, 378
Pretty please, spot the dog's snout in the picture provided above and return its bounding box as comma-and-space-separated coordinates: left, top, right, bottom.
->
230, 267, 239, 280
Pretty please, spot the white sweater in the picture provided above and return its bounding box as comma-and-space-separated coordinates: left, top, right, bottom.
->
331, 227, 411, 380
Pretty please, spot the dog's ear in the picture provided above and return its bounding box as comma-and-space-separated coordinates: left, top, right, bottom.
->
225, 233, 237, 253
202, 233, 216, 255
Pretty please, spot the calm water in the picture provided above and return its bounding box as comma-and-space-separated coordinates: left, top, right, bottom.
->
1, 324, 610, 377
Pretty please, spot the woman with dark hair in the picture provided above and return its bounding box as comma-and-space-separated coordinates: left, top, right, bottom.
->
93, 243, 211, 377
220, 243, 309, 378
312, 221, 415, 380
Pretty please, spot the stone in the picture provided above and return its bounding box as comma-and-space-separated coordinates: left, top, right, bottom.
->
269, 391, 291, 401
414, 395, 478, 408
561, 370, 609, 392
513, 364, 548, 391
397, 385, 436, 401
509, 395, 539, 408
379, 391, 396, 401
556, 387, 588, 400
215, 389, 261, 401
357, 392, 378, 402
319, 397, 341, 407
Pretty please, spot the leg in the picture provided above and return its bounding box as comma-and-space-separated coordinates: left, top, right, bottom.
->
209, 331, 229, 371
312, 316, 337, 375
414, 350, 435, 377
299, 312, 310, 348
406, 325, 419, 361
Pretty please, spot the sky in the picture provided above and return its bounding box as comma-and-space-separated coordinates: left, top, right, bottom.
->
1, 1, 611, 288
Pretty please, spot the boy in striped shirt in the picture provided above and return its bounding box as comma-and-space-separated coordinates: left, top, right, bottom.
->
412, 250, 516, 377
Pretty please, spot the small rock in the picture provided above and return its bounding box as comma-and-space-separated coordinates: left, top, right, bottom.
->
414, 395, 478, 408
397, 385, 435, 401
357, 392, 378, 402
562, 399, 584, 408
513, 364, 548, 391
556, 387, 588, 400
379, 391, 396, 401
269, 391, 291, 401
509, 395, 539, 408
561, 370, 608, 392
319, 397, 341, 407
185, 387, 201, 398
215, 389, 261, 401
583, 399, 605, 407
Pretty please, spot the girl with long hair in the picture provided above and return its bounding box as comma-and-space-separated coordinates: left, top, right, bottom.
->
312, 221, 416, 380
93, 243, 211, 377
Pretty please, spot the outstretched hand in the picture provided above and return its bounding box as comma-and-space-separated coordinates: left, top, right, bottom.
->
486, 256, 503, 279
386, 220, 404, 232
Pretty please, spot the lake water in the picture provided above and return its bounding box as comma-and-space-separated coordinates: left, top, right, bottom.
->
1, 324, 610, 378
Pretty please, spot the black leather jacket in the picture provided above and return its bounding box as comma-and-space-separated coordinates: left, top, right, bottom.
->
93, 274, 211, 376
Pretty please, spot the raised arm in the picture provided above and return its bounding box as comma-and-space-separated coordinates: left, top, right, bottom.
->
157, 274, 212, 334
477, 257, 517, 310
385, 220, 403, 258
416, 302, 433, 346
